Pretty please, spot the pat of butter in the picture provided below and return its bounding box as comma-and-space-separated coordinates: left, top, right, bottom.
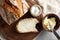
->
43, 17, 56, 30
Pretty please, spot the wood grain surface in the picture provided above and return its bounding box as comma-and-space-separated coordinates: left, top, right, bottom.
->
0, 11, 43, 40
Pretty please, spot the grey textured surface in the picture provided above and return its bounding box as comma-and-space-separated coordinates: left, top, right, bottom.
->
34, 29, 60, 40
0, 0, 6, 40
0, 32, 6, 40
0, 0, 60, 40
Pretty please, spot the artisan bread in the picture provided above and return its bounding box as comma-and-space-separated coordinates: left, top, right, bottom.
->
3, 0, 24, 20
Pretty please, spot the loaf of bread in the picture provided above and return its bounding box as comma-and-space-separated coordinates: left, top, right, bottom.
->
1, 0, 29, 25
3, 0, 24, 20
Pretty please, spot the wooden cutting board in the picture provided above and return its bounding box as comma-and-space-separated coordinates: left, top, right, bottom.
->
0, 12, 43, 40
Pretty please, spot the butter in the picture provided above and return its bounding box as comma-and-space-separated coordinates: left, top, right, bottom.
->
43, 17, 56, 30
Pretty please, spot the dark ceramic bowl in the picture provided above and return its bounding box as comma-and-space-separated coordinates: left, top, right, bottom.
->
42, 13, 60, 31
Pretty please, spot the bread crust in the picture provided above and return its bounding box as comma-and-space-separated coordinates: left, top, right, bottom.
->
2, 0, 24, 20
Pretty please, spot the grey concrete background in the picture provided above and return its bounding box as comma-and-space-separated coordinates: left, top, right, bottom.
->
0, 0, 60, 40
34, 29, 60, 40
0, 32, 6, 40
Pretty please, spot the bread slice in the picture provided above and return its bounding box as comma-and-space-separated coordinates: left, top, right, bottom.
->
16, 18, 39, 33
15, 0, 24, 17
21, 0, 30, 13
